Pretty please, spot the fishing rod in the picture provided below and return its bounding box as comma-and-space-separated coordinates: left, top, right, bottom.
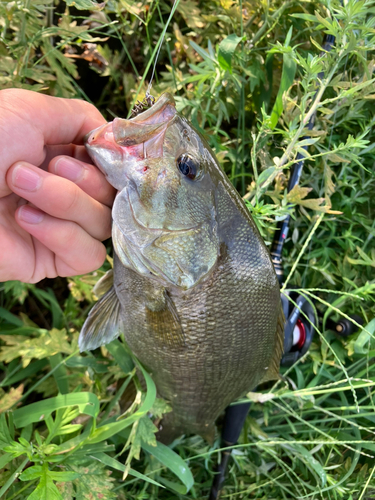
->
272, 33, 336, 367
209, 29, 363, 500
272, 32, 363, 364
271, 32, 336, 286
126, 6, 362, 499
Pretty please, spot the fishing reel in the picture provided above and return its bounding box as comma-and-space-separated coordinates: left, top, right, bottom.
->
280, 291, 315, 366
280, 290, 363, 366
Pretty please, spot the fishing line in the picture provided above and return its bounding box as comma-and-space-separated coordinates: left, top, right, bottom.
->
146, 6, 172, 97
147, 0, 180, 92
130, 0, 180, 117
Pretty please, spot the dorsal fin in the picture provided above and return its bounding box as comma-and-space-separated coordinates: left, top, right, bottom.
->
78, 286, 123, 352
259, 305, 285, 383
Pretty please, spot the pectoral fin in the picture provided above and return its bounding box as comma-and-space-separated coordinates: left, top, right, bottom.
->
79, 286, 123, 352
93, 269, 113, 298
145, 289, 186, 348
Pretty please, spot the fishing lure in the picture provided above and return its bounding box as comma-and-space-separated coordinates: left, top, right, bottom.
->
131, 91, 156, 117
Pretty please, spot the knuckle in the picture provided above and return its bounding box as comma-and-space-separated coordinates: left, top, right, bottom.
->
99, 210, 112, 240
59, 183, 81, 214
74, 99, 104, 121
54, 229, 106, 276
45, 221, 77, 250
84, 205, 112, 241
62, 223, 80, 248
55, 259, 78, 278
90, 243, 107, 270
76, 99, 93, 112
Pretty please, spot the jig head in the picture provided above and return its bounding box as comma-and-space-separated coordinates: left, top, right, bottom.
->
131, 92, 156, 117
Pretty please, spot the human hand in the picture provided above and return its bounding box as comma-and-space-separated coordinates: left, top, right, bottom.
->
0, 89, 116, 283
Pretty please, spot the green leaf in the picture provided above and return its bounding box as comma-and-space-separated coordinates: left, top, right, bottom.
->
13, 392, 99, 428
105, 339, 134, 374
177, 0, 205, 30
30, 289, 63, 329
132, 416, 157, 460
189, 41, 215, 66
158, 476, 188, 494
90, 452, 164, 487
314, 11, 336, 32
2, 281, 31, 305
20, 465, 45, 481
26, 463, 63, 500
55, 481, 73, 500
69, 461, 116, 500
0, 452, 13, 469
284, 26, 293, 47
50, 425, 93, 455
88, 360, 156, 444
0, 384, 23, 413
3, 439, 32, 458
49, 354, 69, 395
296, 137, 321, 147
150, 398, 172, 419
283, 443, 326, 486
353, 319, 375, 354
218, 34, 244, 73
290, 13, 318, 22
48, 471, 81, 482
347, 246, 375, 268
258, 166, 276, 186
1, 359, 49, 387
64, 0, 102, 10
65, 355, 111, 373
270, 51, 297, 129
0, 307, 23, 326
360, 442, 375, 452
142, 440, 194, 493
0, 414, 14, 449
0, 458, 28, 498
54, 423, 83, 436
0, 329, 73, 368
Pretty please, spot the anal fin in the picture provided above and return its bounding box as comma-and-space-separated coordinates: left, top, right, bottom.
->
79, 286, 123, 352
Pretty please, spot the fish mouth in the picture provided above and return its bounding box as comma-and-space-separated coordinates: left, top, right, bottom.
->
85, 93, 177, 150
129, 92, 176, 126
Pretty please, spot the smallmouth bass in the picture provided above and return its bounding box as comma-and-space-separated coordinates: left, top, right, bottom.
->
79, 93, 284, 440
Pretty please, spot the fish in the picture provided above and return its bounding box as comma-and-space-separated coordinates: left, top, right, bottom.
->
78, 93, 284, 440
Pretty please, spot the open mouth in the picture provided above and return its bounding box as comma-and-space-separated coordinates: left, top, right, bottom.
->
85, 93, 177, 150
112, 93, 176, 147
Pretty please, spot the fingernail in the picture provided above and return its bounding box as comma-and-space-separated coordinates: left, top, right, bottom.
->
55, 157, 85, 182
18, 206, 44, 224
12, 164, 41, 191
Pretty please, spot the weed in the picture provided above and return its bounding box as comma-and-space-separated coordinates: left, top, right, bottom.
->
0, 1, 374, 498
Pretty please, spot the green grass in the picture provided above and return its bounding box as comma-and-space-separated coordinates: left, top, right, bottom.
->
1, 0, 375, 499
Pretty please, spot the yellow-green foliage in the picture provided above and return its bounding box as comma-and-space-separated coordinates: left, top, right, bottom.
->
0, 1, 375, 499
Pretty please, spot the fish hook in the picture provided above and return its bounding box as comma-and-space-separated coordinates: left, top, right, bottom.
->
130, 91, 156, 118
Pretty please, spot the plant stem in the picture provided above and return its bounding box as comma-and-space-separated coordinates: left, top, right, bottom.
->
243, 57, 342, 201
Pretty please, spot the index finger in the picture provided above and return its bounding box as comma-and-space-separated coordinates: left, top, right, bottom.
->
0, 89, 106, 197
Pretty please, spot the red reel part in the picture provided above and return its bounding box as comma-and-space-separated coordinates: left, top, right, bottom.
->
293, 318, 306, 350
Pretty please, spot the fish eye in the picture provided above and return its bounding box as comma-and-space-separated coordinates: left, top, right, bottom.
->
176, 154, 199, 180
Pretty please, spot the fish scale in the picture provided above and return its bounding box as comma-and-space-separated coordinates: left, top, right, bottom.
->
79, 93, 284, 441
